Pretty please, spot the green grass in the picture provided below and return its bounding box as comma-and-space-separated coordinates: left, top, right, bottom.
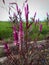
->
0, 22, 12, 40
27, 22, 49, 40
0, 21, 49, 41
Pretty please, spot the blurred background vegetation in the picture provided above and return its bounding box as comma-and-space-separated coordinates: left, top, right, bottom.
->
0, 20, 49, 41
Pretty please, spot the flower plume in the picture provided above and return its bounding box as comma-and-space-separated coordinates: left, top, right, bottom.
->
24, 3, 29, 28
13, 25, 18, 45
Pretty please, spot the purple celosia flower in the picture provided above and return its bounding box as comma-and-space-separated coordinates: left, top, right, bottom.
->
18, 20, 24, 50
18, 20, 24, 41
13, 25, 18, 45
39, 24, 42, 32
19, 21, 24, 43
24, 3, 29, 28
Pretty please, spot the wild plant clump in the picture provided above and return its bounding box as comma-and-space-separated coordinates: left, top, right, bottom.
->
1, 0, 49, 65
